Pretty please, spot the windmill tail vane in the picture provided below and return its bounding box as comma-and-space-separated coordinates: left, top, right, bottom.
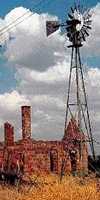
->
46, 21, 67, 37
46, 21, 60, 36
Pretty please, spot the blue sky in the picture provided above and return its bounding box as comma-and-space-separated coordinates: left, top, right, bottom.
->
0, 0, 99, 93
0, 0, 99, 18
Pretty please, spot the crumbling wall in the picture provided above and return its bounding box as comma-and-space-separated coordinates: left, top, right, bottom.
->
19, 140, 64, 174
63, 118, 88, 174
21, 106, 31, 139
4, 122, 14, 146
0, 107, 88, 175
0, 148, 4, 168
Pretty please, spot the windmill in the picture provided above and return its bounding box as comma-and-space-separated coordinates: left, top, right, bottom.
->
46, 4, 95, 160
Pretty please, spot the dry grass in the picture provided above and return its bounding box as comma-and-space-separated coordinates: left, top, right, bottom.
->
0, 174, 99, 200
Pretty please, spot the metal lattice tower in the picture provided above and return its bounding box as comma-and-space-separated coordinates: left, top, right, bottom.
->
46, 3, 95, 159
64, 45, 95, 160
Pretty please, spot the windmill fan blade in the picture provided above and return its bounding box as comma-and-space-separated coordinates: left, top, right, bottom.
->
83, 25, 92, 29
71, 7, 74, 13
46, 21, 60, 36
84, 9, 91, 17
66, 25, 72, 31
68, 13, 73, 19
85, 20, 92, 23
66, 27, 72, 32
80, 4, 85, 14
74, 3, 78, 11
78, 32, 82, 40
66, 20, 72, 25
87, 26, 92, 30
84, 13, 92, 20
87, 13, 92, 18
84, 21, 92, 26
81, 31, 86, 41
84, 29, 89, 36
67, 33, 71, 38
78, 4, 80, 11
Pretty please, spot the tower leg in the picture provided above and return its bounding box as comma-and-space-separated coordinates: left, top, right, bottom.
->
77, 48, 95, 160
63, 46, 95, 175
65, 47, 74, 129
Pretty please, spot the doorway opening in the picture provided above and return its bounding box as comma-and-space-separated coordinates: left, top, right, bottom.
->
50, 150, 58, 172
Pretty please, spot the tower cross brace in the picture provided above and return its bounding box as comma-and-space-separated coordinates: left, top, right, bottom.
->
64, 45, 95, 160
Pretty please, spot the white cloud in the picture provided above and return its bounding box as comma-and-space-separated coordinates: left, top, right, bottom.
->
0, 90, 29, 111
0, 4, 100, 153
88, 68, 100, 87
0, 7, 67, 71
0, 90, 29, 140
15, 59, 70, 84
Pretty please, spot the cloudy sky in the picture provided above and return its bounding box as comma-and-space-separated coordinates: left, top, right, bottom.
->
0, 0, 100, 154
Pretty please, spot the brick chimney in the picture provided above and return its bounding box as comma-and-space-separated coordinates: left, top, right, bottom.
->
21, 106, 31, 139
4, 122, 14, 146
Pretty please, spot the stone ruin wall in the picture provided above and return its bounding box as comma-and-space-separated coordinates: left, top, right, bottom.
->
0, 106, 88, 175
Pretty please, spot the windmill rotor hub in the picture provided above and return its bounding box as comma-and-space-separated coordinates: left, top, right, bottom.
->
66, 5, 92, 46
73, 10, 84, 31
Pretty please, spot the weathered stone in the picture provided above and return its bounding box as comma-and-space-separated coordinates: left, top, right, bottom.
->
4, 122, 14, 146
0, 107, 88, 175
21, 106, 31, 139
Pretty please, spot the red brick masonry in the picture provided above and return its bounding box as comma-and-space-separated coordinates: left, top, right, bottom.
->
0, 106, 88, 175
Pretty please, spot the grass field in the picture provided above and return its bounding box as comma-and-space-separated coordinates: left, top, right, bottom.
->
0, 174, 99, 200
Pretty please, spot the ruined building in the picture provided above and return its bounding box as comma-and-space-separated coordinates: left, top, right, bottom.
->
0, 106, 88, 175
